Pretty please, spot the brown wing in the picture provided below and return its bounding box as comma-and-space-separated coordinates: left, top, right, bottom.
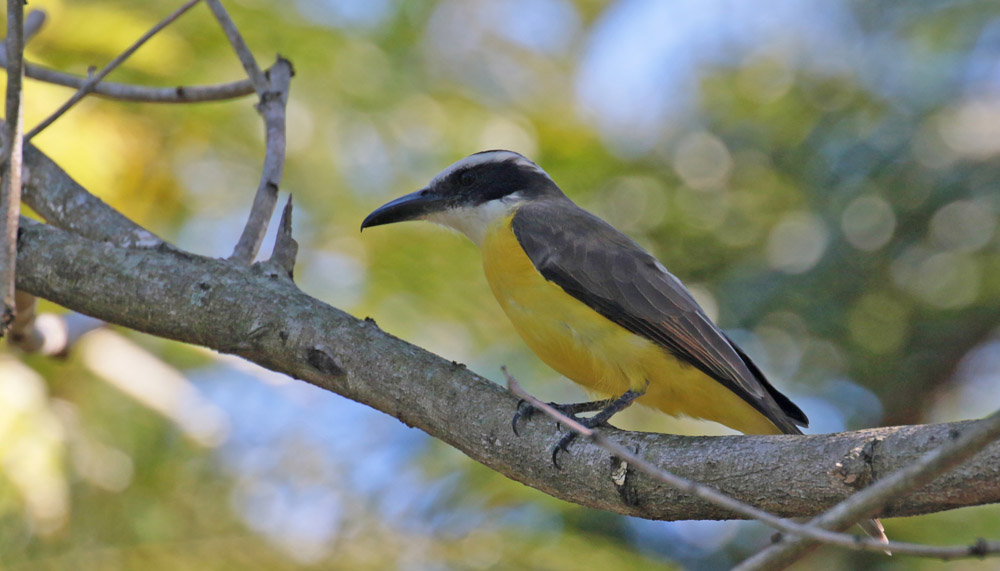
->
511, 199, 807, 434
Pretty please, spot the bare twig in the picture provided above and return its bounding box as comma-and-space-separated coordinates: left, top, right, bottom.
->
268, 195, 297, 278
506, 369, 1000, 561
205, 0, 293, 264
204, 0, 267, 92
24, 0, 203, 141
0, 0, 26, 336
737, 408, 1000, 569
227, 56, 293, 264
15, 61, 257, 103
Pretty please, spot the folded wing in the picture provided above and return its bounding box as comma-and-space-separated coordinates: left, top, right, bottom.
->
511, 199, 808, 434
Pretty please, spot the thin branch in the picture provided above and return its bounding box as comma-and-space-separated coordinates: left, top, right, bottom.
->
0, 0, 25, 336
737, 408, 1000, 570
204, 0, 293, 264
24, 0, 203, 141
506, 370, 1000, 561
17, 61, 257, 103
204, 0, 267, 93
3, 10, 45, 342
227, 56, 293, 264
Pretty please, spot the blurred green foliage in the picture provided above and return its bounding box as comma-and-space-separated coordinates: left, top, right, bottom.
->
2, 0, 1000, 569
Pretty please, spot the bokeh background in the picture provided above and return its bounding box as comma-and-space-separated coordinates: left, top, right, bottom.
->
3, 0, 1000, 569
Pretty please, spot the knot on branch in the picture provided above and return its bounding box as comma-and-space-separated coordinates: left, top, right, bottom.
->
306, 347, 345, 378
611, 456, 640, 507
835, 437, 882, 490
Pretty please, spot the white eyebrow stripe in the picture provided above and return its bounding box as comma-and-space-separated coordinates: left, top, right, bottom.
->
430, 150, 552, 187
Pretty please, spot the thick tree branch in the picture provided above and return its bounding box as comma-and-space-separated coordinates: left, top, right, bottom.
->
14, 217, 1000, 522
0, 0, 25, 335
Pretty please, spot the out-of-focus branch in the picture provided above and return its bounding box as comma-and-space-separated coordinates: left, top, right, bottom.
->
737, 408, 1000, 570
78, 329, 228, 446
14, 216, 1000, 524
7, 291, 104, 354
24, 0, 203, 141
23, 10, 45, 42
0, 0, 26, 336
8, 291, 40, 348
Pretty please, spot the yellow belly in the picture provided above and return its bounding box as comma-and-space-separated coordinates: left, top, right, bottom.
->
481, 215, 781, 435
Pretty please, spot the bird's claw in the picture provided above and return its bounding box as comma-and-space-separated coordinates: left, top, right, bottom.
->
511, 399, 535, 436
511, 395, 632, 469
550, 430, 578, 470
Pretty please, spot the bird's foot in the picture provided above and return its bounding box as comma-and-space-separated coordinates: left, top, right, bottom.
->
511, 398, 612, 436
520, 389, 645, 469
550, 413, 612, 469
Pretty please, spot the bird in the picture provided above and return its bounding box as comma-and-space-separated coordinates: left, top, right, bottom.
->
361, 149, 886, 542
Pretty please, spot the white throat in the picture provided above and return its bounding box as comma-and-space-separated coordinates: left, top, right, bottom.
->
425, 194, 524, 246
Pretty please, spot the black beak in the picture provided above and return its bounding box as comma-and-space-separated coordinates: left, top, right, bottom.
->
361, 188, 439, 231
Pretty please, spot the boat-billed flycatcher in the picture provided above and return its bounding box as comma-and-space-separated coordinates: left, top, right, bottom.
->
362, 149, 809, 439
361, 150, 888, 543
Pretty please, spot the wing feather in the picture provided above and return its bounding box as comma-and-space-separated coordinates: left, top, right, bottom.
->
511, 199, 807, 433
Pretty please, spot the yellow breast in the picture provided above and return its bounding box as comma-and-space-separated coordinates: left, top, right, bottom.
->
480, 214, 782, 435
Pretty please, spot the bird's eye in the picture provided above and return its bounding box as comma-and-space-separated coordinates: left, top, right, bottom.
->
458, 170, 477, 187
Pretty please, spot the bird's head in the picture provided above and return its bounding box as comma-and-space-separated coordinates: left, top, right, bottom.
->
361, 150, 563, 245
